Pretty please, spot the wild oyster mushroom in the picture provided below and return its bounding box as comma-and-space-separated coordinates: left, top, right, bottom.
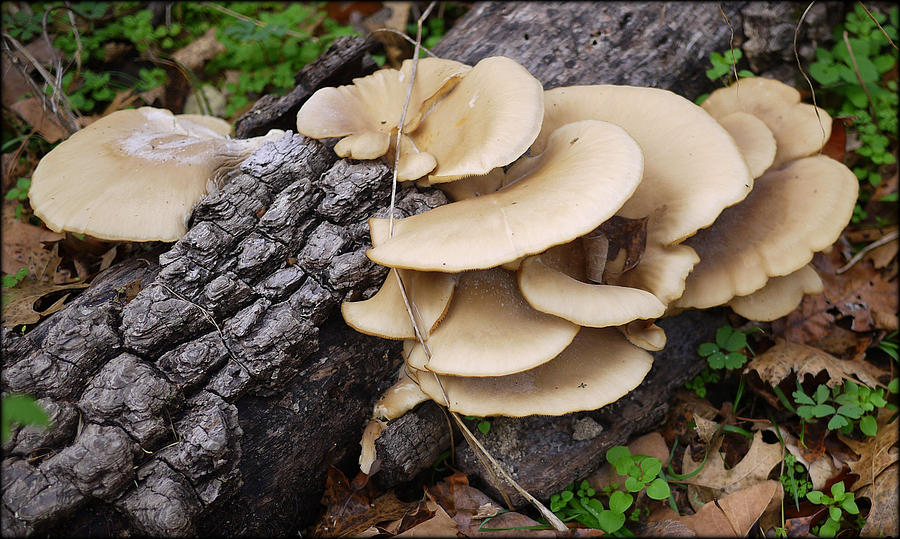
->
674, 155, 857, 311
700, 77, 832, 170
367, 120, 644, 272
727, 264, 823, 322
411, 327, 652, 417
296, 57, 472, 160
716, 111, 777, 178
28, 107, 284, 242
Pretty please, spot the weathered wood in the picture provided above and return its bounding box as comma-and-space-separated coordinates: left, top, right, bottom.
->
1, 2, 850, 536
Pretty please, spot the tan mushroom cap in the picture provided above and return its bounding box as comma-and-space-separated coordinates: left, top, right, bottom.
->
373, 370, 431, 420
717, 111, 777, 178
409, 268, 580, 377
342, 218, 457, 339
518, 254, 665, 327
728, 264, 823, 321
413, 327, 653, 417
176, 114, 234, 136
534, 85, 753, 246
607, 229, 699, 305
368, 120, 644, 272
675, 155, 857, 310
296, 57, 471, 160
701, 77, 832, 170
409, 56, 545, 183
619, 320, 667, 351
28, 107, 282, 242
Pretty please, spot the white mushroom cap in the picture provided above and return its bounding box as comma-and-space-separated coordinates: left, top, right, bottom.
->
296, 57, 471, 160
534, 85, 753, 246
407, 56, 545, 183
518, 254, 665, 327
728, 264, 823, 321
618, 320, 667, 351
675, 155, 857, 310
701, 77, 832, 170
367, 120, 644, 272
409, 268, 580, 377
717, 111, 777, 178
413, 327, 653, 417
28, 107, 283, 242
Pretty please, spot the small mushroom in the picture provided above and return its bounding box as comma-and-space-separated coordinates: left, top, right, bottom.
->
367, 120, 644, 272
412, 327, 652, 417
404, 267, 580, 377
296, 57, 472, 161
675, 155, 857, 310
341, 217, 456, 340
700, 77, 832, 170
716, 111, 777, 178
28, 107, 284, 242
727, 264, 823, 321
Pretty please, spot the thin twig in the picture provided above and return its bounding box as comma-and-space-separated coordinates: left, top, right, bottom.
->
201, 2, 317, 41
843, 30, 881, 131
370, 28, 438, 57
858, 1, 899, 51
716, 3, 740, 84
793, 1, 828, 153
836, 229, 898, 273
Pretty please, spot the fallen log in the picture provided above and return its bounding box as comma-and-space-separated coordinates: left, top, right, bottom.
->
1, 2, 846, 536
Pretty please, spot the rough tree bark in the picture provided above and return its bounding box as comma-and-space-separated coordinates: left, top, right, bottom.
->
1, 2, 846, 536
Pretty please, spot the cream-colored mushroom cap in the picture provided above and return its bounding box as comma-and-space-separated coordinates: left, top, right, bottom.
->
28, 107, 282, 242
296, 57, 471, 160
717, 111, 777, 178
607, 230, 699, 305
518, 254, 665, 327
701, 77, 832, 170
411, 268, 580, 377
728, 264, 823, 321
534, 85, 753, 246
619, 320, 667, 351
414, 327, 653, 417
675, 155, 857, 310
407, 56, 544, 183
368, 120, 644, 272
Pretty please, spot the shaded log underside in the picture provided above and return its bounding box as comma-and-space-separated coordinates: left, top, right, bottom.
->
1, 2, 848, 536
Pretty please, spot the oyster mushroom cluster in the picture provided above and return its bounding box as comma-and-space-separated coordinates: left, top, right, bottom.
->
298, 57, 857, 473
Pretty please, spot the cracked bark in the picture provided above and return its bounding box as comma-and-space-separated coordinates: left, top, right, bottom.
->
1, 2, 847, 536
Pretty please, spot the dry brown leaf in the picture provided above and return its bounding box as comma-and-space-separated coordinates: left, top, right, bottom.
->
838, 408, 899, 491
747, 339, 887, 389
858, 462, 899, 538
172, 27, 225, 72
1, 278, 88, 326
1, 204, 65, 276
9, 97, 70, 143
363, 2, 412, 67
397, 499, 460, 537
693, 414, 719, 446
313, 466, 417, 537
653, 480, 780, 537
821, 117, 847, 162
681, 431, 782, 508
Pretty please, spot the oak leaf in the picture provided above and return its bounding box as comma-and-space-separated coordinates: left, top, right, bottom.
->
838, 408, 899, 491
858, 463, 899, 538
746, 339, 887, 389
652, 480, 780, 537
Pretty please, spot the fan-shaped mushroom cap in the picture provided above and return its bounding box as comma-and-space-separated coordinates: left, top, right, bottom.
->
518, 254, 665, 327
701, 77, 832, 170
413, 327, 652, 417
367, 120, 644, 272
408, 56, 545, 183
675, 155, 857, 310
607, 231, 699, 305
728, 264, 823, 321
534, 85, 753, 246
176, 114, 234, 136
342, 217, 457, 339
435, 167, 507, 201
296, 57, 471, 160
717, 111, 777, 178
619, 320, 667, 351
407, 268, 580, 377
28, 107, 283, 242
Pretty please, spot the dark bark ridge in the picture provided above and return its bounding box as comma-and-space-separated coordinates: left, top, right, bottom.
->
2, 134, 447, 536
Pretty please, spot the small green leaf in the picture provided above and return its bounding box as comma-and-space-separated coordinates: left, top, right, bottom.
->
819, 517, 840, 538
1, 395, 50, 442
646, 478, 671, 500
793, 389, 816, 406
477, 420, 490, 435
859, 414, 877, 436
828, 506, 842, 522
806, 490, 825, 504
698, 342, 719, 356
606, 446, 632, 467
813, 404, 837, 418
624, 476, 644, 493
597, 509, 625, 534
707, 352, 726, 370
841, 496, 859, 515
609, 490, 633, 513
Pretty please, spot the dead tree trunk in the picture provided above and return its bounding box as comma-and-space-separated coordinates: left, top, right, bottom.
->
1, 2, 846, 536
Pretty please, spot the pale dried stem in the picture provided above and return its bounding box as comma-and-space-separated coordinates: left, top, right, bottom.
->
793, 1, 828, 152
858, 1, 899, 51
836, 229, 898, 274
842, 30, 881, 131
201, 2, 317, 41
